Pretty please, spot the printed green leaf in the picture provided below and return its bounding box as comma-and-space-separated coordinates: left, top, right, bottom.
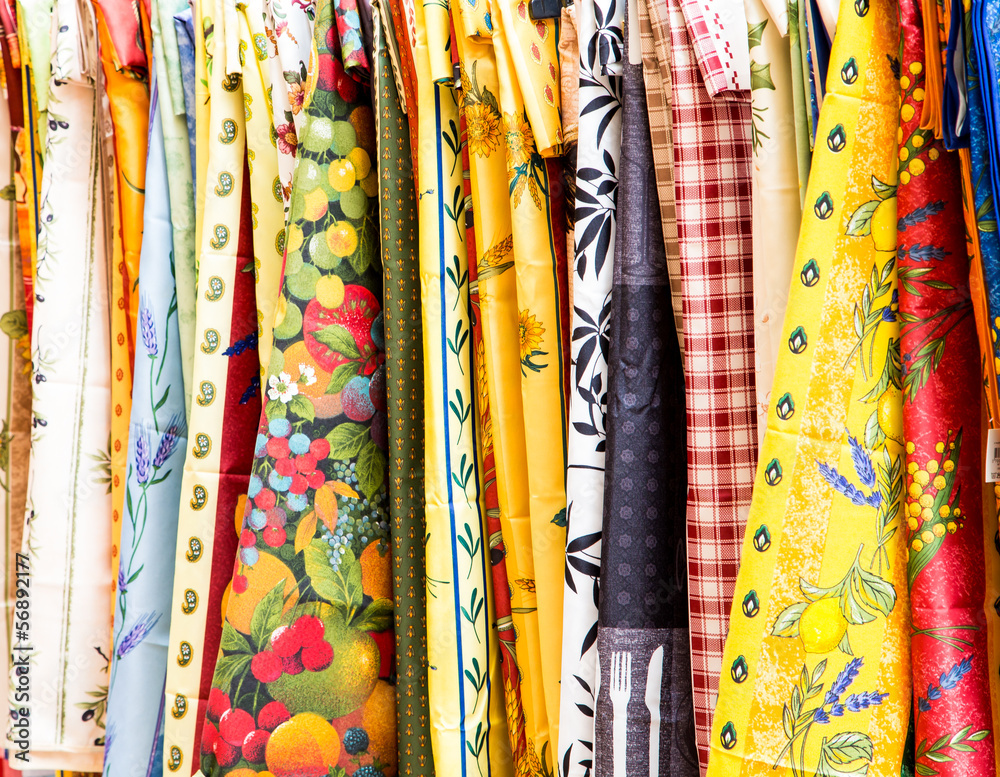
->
265, 399, 287, 422
824, 732, 873, 765
304, 538, 343, 604
750, 60, 775, 90
356, 438, 386, 499
313, 324, 361, 360
288, 394, 315, 422
325, 362, 359, 395
326, 422, 368, 460
211, 652, 251, 695
250, 580, 287, 649
220, 620, 252, 655
748, 18, 767, 49
353, 597, 393, 631
846, 200, 879, 236
770, 602, 807, 637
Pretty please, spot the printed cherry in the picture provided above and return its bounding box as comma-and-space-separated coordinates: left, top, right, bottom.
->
243, 729, 271, 763
219, 708, 255, 747
201, 721, 219, 755
206, 688, 230, 723
251, 650, 283, 683
281, 652, 306, 675
263, 526, 287, 548
257, 700, 292, 732
301, 641, 334, 672
213, 736, 241, 767
271, 625, 302, 658
294, 615, 325, 648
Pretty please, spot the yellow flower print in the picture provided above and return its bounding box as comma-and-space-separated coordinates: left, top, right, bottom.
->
505, 111, 534, 168
466, 102, 503, 158
518, 309, 548, 375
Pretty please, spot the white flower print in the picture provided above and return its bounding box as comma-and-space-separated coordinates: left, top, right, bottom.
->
268, 372, 300, 403
298, 363, 317, 386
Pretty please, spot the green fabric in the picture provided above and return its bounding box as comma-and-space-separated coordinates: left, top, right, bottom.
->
374, 6, 434, 775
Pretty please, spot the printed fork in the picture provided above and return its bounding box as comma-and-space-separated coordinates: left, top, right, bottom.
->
610, 651, 632, 777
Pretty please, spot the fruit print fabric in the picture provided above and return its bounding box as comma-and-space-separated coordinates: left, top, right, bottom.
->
17, 0, 113, 766
104, 79, 188, 777
372, 5, 435, 774
707, 0, 910, 775
162, 11, 262, 770
411, 1, 512, 773
897, 2, 997, 773
198, 2, 398, 776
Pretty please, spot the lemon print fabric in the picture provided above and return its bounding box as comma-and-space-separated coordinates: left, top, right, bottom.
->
198, 1, 397, 775
706, 1, 912, 776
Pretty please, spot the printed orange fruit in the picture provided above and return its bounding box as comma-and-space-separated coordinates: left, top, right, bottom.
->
798, 597, 848, 654
226, 554, 299, 635
362, 680, 398, 775
347, 147, 371, 180
282, 342, 332, 399
265, 713, 340, 777
325, 221, 358, 258
360, 542, 392, 600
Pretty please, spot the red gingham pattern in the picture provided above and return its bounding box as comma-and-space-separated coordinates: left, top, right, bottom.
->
662, 0, 757, 771
676, 0, 728, 97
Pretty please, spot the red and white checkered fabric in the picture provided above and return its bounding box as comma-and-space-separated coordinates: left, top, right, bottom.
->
664, 0, 757, 771
677, 0, 750, 95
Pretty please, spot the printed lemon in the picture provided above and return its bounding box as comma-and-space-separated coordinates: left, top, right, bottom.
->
302, 188, 329, 222
326, 221, 359, 258
870, 197, 897, 252
348, 147, 371, 180
265, 713, 340, 777
286, 224, 304, 254
798, 597, 848, 654
877, 385, 903, 444
316, 274, 346, 310
328, 159, 357, 193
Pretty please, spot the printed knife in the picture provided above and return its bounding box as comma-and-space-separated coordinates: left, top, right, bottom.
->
645, 645, 664, 777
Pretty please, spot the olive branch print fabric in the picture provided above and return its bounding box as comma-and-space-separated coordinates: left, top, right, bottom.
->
197, 2, 398, 776
559, 0, 621, 770
707, 1, 911, 776
18, 0, 113, 767
411, 0, 511, 770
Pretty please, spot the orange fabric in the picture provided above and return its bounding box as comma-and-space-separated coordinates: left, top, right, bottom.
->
92, 2, 148, 601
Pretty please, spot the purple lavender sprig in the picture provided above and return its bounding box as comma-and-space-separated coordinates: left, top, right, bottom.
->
915, 657, 972, 714
115, 611, 161, 658
139, 298, 157, 358
817, 461, 882, 509
812, 658, 888, 724
117, 564, 127, 595
844, 691, 890, 713
133, 430, 151, 484
898, 201, 945, 232
825, 657, 863, 705
848, 436, 876, 490
153, 415, 186, 468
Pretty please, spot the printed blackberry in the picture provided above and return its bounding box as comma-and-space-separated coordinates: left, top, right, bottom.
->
342, 726, 369, 755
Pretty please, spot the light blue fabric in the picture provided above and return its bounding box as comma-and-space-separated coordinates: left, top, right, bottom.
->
173, 8, 198, 196
103, 73, 187, 777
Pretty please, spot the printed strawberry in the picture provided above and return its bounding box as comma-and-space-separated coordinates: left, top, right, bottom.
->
303, 286, 379, 374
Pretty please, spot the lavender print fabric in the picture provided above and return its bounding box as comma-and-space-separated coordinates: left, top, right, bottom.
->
103, 82, 188, 777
